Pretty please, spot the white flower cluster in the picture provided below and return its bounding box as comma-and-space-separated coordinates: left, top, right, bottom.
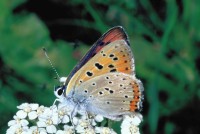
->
7, 103, 142, 134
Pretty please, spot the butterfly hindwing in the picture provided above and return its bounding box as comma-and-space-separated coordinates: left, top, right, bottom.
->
73, 73, 143, 120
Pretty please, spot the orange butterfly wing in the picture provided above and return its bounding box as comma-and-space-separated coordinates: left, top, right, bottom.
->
65, 40, 135, 95
65, 26, 129, 84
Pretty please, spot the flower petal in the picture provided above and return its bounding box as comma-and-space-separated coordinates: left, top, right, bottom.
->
16, 110, 27, 119
40, 131, 47, 134
8, 120, 16, 126
62, 115, 69, 123
75, 125, 85, 133
63, 125, 74, 132
17, 103, 28, 109
30, 103, 39, 110
95, 115, 104, 122
46, 125, 57, 133
56, 130, 64, 134
37, 121, 46, 127
72, 117, 78, 125
131, 116, 141, 126
52, 114, 59, 124
28, 111, 38, 120
20, 119, 29, 126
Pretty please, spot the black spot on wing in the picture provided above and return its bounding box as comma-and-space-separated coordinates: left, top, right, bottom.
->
104, 87, 109, 91
110, 69, 117, 72
108, 64, 114, 68
113, 57, 118, 61
109, 90, 114, 94
95, 63, 103, 70
109, 54, 114, 57
86, 71, 93, 76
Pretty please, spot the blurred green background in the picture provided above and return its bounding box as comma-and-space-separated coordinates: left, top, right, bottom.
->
0, 0, 200, 133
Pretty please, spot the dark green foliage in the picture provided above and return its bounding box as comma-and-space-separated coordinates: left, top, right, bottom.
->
0, 0, 200, 133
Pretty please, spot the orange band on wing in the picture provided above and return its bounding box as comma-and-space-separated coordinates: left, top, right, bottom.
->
129, 82, 141, 112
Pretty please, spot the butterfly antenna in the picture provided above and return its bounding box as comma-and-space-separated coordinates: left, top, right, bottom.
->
43, 47, 60, 80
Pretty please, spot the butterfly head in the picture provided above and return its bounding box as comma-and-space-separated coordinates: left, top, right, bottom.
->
54, 77, 68, 99
54, 85, 66, 99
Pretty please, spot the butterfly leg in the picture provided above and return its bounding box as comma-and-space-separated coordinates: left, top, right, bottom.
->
52, 98, 61, 106
69, 104, 79, 133
69, 114, 76, 134
84, 110, 94, 129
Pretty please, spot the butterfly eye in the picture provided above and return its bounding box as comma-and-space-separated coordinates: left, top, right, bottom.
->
54, 86, 65, 98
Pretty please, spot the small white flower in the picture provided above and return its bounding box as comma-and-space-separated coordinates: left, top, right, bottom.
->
121, 114, 142, 134
37, 107, 59, 133
16, 103, 39, 120
37, 118, 57, 133
29, 126, 47, 134
8, 116, 29, 127
7, 124, 20, 134
7, 124, 29, 134
37, 105, 45, 115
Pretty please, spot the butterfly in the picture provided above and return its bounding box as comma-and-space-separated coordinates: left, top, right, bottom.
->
54, 26, 144, 121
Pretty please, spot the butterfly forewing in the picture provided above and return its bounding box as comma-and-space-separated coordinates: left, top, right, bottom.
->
65, 40, 135, 95
65, 26, 129, 84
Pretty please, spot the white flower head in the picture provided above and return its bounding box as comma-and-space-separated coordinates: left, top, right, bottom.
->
7, 101, 142, 134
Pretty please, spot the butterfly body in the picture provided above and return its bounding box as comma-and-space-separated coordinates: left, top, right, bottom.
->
57, 26, 143, 121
